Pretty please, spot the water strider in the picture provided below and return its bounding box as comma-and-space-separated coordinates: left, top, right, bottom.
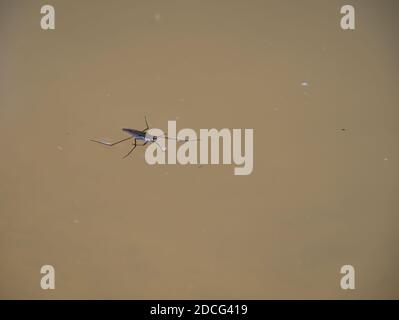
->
90, 116, 189, 158
91, 118, 254, 175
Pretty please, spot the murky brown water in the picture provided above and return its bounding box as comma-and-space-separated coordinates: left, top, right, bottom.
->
1, 0, 398, 299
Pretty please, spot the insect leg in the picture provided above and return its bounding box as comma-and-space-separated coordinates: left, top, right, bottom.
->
122, 139, 138, 159
143, 116, 150, 132
90, 136, 133, 146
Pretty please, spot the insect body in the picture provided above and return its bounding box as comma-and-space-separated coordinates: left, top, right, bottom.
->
121, 128, 157, 143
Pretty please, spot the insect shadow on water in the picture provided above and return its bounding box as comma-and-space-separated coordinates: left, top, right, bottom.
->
90, 116, 195, 159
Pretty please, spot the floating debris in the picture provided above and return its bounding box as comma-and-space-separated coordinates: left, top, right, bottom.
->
154, 13, 161, 22
301, 81, 309, 87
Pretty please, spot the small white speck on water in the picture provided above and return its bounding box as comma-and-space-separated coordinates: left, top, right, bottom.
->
73, 219, 80, 224
301, 81, 309, 87
154, 13, 161, 21
57, 146, 63, 151
384, 157, 388, 161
